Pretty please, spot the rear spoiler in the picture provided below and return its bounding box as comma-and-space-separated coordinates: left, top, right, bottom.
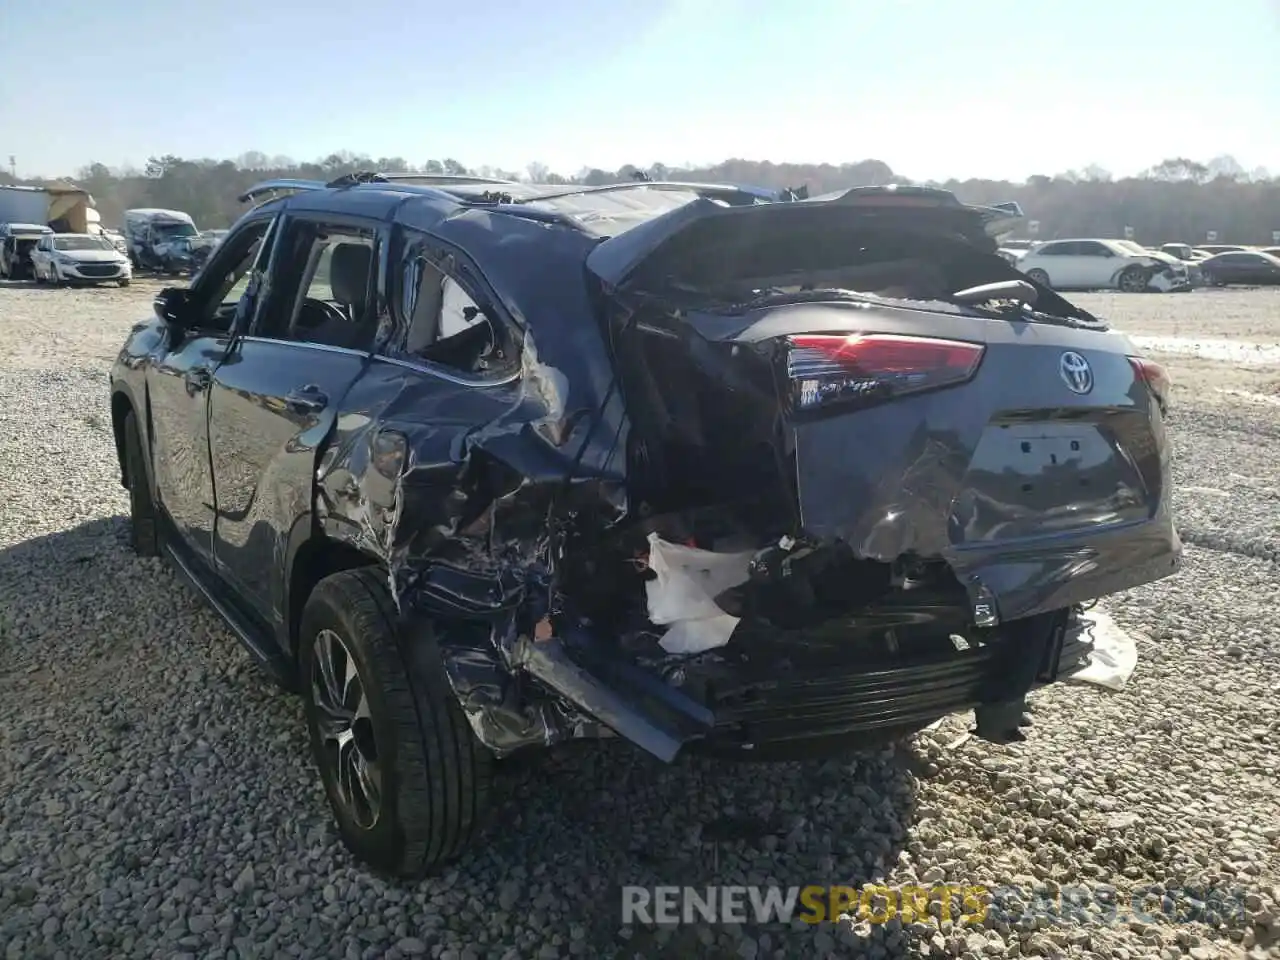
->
808, 186, 1024, 237
237, 179, 327, 206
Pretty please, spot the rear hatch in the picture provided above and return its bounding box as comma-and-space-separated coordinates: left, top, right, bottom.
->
587, 187, 1179, 623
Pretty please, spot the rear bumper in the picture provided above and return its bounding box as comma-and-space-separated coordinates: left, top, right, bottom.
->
494, 606, 1097, 763
946, 512, 1182, 624
688, 611, 1093, 756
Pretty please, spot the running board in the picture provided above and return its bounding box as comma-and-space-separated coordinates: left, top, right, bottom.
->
162, 537, 297, 691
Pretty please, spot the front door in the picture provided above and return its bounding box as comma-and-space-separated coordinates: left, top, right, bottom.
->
207, 211, 382, 626
148, 214, 277, 562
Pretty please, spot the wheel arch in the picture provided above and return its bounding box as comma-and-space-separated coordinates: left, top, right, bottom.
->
110, 391, 132, 486
286, 531, 384, 665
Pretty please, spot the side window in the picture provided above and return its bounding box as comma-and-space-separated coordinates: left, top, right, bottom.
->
193, 218, 274, 331
256, 219, 378, 351
397, 247, 517, 379
439, 278, 485, 340
1077, 242, 1110, 257
1037, 242, 1068, 256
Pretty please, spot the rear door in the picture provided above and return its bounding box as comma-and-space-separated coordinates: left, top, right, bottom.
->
1234, 252, 1280, 283
1026, 241, 1077, 286
1213, 253, 1250, 282
1074, 241, 1121, 288
206, 209, 382, 624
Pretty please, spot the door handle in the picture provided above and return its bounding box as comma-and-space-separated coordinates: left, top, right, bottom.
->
285, 385, 329, 414
184, 367, 212, 395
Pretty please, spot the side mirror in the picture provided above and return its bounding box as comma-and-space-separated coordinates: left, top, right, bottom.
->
153, 286, 192, 331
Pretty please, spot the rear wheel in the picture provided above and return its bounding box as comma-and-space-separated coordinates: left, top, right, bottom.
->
300, 568, 496, 877
1025, 268, 1051, 288
1117, 266, 1148, 292
122, 409, 160, 556
118, 278, 131, 287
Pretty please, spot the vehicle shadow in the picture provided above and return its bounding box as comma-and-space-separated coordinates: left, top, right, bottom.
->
0, 518, 922, 958
0, 278, 57, 291
0, 278, 140, 293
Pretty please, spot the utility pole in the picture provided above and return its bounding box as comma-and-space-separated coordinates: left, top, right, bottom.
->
7, 156, 15, 178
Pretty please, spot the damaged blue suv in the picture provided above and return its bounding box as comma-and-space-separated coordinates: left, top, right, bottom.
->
109, 173, 1181, 876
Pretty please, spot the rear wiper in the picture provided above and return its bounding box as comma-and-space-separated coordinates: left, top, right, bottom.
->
950, 280, 1108, 330
691, 287, 883, 313
952, 279, 1038, 308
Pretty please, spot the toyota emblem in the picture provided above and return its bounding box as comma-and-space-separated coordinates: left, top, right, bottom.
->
1059, 351, 1093, 395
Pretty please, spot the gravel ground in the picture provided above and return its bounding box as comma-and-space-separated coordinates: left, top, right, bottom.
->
0, 279, 1277, 960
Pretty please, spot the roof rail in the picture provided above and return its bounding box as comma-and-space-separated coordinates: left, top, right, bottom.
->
377, 172, 519, 185
508, 180, 776, 206
237, 171, 519, 207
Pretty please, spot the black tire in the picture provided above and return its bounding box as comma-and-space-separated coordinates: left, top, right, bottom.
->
122, 409, 160, 556
33, 268, 45, 285
300, 568, 495, 877
1117, 266, 1148, 293
118, 278, 131, 287
1025, 268, 1051, 288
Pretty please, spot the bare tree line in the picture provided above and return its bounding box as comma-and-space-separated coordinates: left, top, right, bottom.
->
3, 151, 1278, 245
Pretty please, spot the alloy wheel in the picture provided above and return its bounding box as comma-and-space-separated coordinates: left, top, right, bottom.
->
311, 628, 383, 830
1118, 269, 1146, 293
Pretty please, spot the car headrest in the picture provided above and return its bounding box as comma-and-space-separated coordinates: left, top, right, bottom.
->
329, 243, 372, 312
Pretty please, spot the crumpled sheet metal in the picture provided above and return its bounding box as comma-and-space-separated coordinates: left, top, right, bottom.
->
311, 210, 636, 756
434, 618, 612, 756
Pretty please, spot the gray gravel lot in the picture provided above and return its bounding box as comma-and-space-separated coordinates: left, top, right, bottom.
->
0, 280, 1277, 960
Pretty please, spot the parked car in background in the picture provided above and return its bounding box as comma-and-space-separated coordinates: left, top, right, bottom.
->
1016, 238, 1189, 292
162, 235, 219, 276
31, 233, 132, 286
0, 222, 52, 280
1199, 250, 1280, 286
102, 229, 130, 256
1159, 243, 1212, 263
122, 208, 199, 272
1121, 242, 1204, 286
109, 174, 1180, 876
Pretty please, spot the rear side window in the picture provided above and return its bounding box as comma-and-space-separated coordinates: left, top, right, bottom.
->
392, 232, 519, 381
1037, 242, 1072, 256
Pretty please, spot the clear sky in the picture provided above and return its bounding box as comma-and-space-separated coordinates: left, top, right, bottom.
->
2, 0, 1277, 182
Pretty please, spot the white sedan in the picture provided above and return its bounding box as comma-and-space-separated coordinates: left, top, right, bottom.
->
1016, 238, 1190, 293
31, 233, 132, 287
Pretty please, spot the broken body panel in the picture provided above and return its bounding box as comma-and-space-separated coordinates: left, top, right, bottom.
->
112, 181, 1181, 765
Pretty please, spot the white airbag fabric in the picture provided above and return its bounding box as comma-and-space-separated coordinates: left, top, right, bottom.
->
644, 533, 753, 655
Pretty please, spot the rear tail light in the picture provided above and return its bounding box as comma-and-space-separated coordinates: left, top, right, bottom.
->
1128, 356, 1171, 412
786, 333, 985, 412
